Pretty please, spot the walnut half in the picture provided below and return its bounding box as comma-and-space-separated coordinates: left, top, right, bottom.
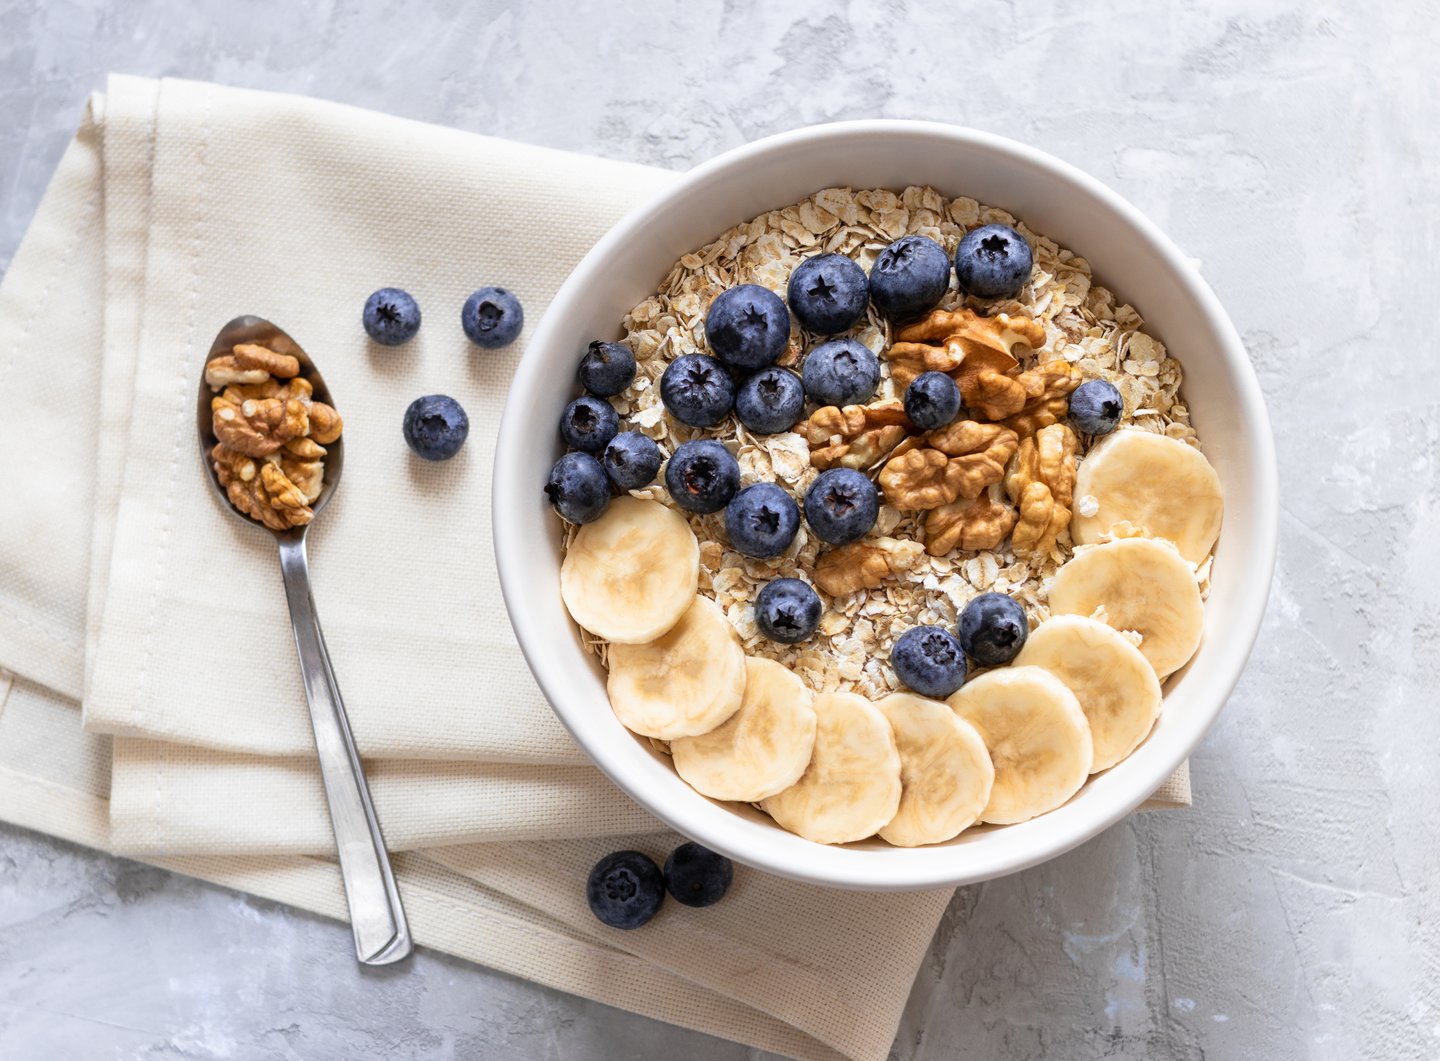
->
1005, 422, 1078, 558
877, 421, 1017, 511
813, 536, 925, 596
805, 400, 914, 471
923, 493, 1018, 555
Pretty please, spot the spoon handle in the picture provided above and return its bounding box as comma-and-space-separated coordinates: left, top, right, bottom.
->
277, 533, 413, 966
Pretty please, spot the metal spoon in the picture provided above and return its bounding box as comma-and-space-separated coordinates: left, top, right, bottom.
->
197, 315, 412, 966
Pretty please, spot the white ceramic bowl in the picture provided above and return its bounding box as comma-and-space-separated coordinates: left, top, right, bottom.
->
494, 121, 1277, 891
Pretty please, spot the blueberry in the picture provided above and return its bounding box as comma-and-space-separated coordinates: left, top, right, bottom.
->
578, 340, 637, 397
704, 284, 791, 371
545, 452, 611, 524
586, 850, 664, 929
560, 395, 620, 453
724, 483, 800, 558
957, 592, 1029, 666
787, 253, 870, 335
664, 842, 733, 908
802, 338, 880, 407
664, 440, 740, 514
904, 371, 962, 432
803, 467, 878, 545
890, 626, 968, 698
602, 431, 663, 491
1069, 379, 1124, 435
954, 224, 1033, 299
869, 236, 951, 320
461, 286, 524, 348
754, 578, 822, 644
660, 354, 736, 427
402, 394, 469, 461
362, 287, 421, 346
735, 367, 805, 434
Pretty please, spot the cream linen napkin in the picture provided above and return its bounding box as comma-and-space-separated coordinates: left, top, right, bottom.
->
0, 75, 1187, 1061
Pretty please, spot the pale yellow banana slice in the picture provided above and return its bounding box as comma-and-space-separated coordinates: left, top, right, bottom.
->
1072, 429, 1223, 564
1048, 537, 1204, 678
1013, 615, 1162, 772
948, 667, 1092, 825
671, 657, 818, 802
607, 595, 746, 740
561, 496, 699, 644
875, 693, 994, 847
763, 692, 901, 844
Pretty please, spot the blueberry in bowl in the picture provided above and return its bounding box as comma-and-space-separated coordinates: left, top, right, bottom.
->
803, 467, 878, 545
602, 431, 663, 491
904, 371, 962, 431
802, 338, 880, 407
869, 235, 950, 320
958, 592, 1028, 666
787, 253, 869, 334
578, 340, 637, 397
660, 354, 735, 427
559, 395, 620, 454
754, 578, 822, 645
704, 284, 790, 371
891, 625, 968, 698
664, 439, 740, 514
1069, 378, 1124, 435
545, 452, 611, 524
954, 224, 1033, 299
724, 483, 800, 558
735, 366, 805, 434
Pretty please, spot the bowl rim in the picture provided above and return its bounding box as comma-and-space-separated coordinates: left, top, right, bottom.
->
494, 119, 1278, 890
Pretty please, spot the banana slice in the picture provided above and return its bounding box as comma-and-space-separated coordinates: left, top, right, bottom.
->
875, 693, 994, 847
561, 496, 699, 644
763, 692, 901, 844
1049, 537, 1204, 678
607, 596, 746, 740
1072, 429, 1223, 564
948, 667, 1092, 825
1013, 615, 1162, 772
671, 657, 818, 802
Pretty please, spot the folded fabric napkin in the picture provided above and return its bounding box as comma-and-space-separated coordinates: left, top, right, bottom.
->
0, 74, 1189, 1061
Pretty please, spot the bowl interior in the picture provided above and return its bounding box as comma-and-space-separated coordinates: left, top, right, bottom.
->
494, 122, 1276, 890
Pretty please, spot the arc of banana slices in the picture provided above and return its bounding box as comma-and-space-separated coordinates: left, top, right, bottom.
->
762, 692, 901, 845
607, 595, 746, 740
948, 667, 1092, 825
875, 693, 994, 847
671, 657, 818, 803
1072, 429, 1223, 565
1048, 537, 1204, 678
1013, 615, 1163, 773
561, 496, 700, 644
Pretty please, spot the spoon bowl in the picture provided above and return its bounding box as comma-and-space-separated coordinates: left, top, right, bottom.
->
197, 316, 409, 965
197, 315, 344, 531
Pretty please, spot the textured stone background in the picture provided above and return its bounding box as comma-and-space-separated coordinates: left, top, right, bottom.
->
1, 1, 1436, 1058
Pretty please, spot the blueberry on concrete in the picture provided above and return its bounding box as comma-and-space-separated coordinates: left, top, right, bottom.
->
954, 224, 1033, 299
724, 483, 801, 558
787, 253, 869, 334
801, 338, 880, 407
890, 625, 968, 698
545, 452, 611, 524
664, 439, 740, 514
1068, 379, 1124, 435
660, 354, 735, 427
868, 235, 951, 320
803, 467, 878, 545
461, 286, 524, 348
362, 287, 421, 345
957, 592, 1029, 667
704, 284, 791, 371
586, 850, 664, 929
602, 431, 663, 491
578, 340, 637, 397
663, 842, 733, 908
402, 394, 469, 461
754, 578, 822, 644
560, 395, 620, 453
735, 366, 805, 435
904, 371, 962, 432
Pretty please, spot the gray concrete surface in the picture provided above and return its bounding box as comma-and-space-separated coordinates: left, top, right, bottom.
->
1, 1, 1436, 1058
